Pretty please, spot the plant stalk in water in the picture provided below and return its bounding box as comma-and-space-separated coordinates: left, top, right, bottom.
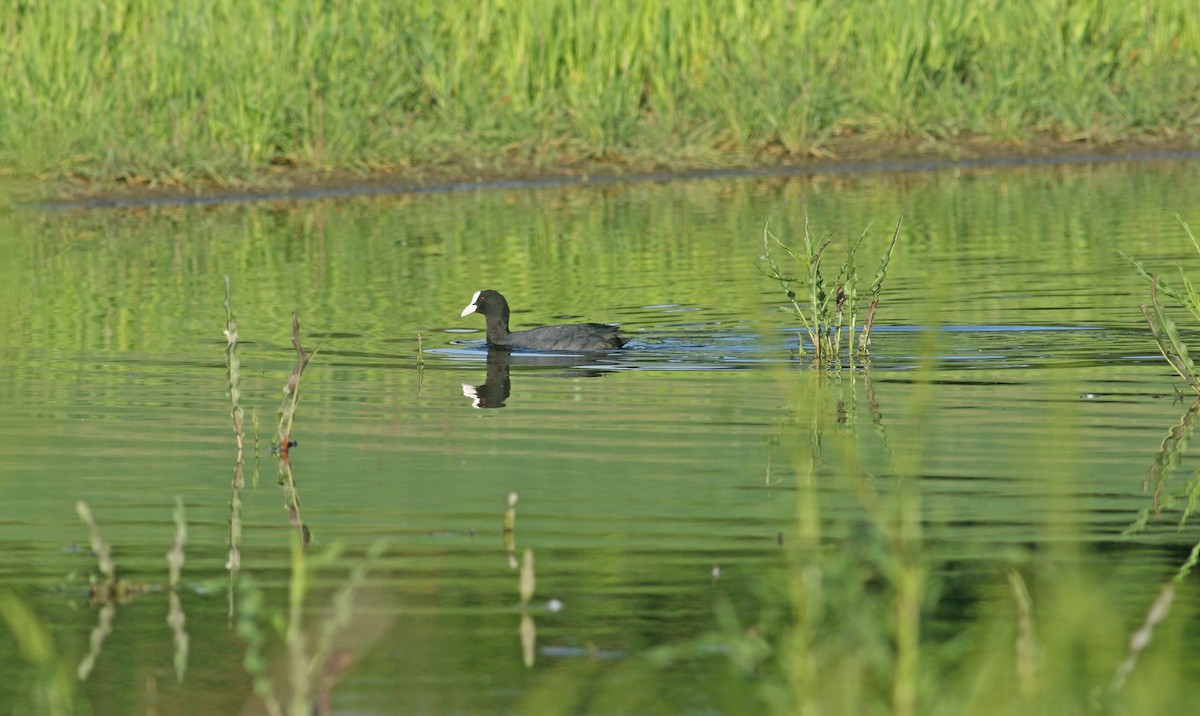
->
276, 312, 316, 546
224, 277, 246, 618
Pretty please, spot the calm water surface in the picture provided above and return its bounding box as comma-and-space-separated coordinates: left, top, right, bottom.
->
3, 160, 1200, 713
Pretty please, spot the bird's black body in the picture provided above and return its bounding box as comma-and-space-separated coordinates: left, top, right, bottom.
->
460, 289, 627, 351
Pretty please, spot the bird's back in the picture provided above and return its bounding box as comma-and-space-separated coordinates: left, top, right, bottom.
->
506, 323, 626, 351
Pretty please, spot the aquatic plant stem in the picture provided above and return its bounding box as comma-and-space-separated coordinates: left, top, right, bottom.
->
224, 275, 245, 488
276, 312, 317, 544
224, 277, 246, 619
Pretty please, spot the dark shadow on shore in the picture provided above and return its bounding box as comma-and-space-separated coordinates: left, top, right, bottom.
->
33, 148, 1200, 211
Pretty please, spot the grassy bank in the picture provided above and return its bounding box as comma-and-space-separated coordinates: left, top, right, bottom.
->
3, 0, 1199, 196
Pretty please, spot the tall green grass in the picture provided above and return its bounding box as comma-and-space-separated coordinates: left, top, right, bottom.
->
2, 0, 1199, 190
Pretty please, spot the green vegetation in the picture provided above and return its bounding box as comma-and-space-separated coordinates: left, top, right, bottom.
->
3, 0, 1199, 194
1126, 214, 1200, 394
0, 296, 386, 715
0, 593, 79, 715
275, 312, 316, 548
760, 213, 902, 363
708, 371, 1197, 716
6, 166, 1200, 712
236, 538, 388, 716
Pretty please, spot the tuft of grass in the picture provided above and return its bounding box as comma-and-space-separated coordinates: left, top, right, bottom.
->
1124, 213, 1200, 394
1139, 277, 1200, 394
760, 213, 903, 365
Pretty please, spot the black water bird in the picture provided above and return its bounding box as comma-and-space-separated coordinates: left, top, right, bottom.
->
459, 289, 627, 351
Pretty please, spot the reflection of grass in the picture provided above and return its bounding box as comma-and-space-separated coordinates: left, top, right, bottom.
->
760, 214, 902, 364
73, 500, 185, 684
774, 371, 923, 716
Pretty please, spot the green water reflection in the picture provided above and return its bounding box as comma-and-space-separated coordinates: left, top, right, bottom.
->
2, 160, 1200, 714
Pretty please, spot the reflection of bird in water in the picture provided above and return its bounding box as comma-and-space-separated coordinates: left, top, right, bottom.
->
460, 289, 627, 351
460, 348, 613, 409
462, 349, 512, 409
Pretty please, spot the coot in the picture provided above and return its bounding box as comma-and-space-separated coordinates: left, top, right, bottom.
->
460, 289, 627, 351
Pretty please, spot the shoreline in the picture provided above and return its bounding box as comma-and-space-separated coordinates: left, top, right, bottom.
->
21, 136, 1200, 211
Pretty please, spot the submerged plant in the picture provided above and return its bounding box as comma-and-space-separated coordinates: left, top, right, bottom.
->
760, 213, 902, 365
